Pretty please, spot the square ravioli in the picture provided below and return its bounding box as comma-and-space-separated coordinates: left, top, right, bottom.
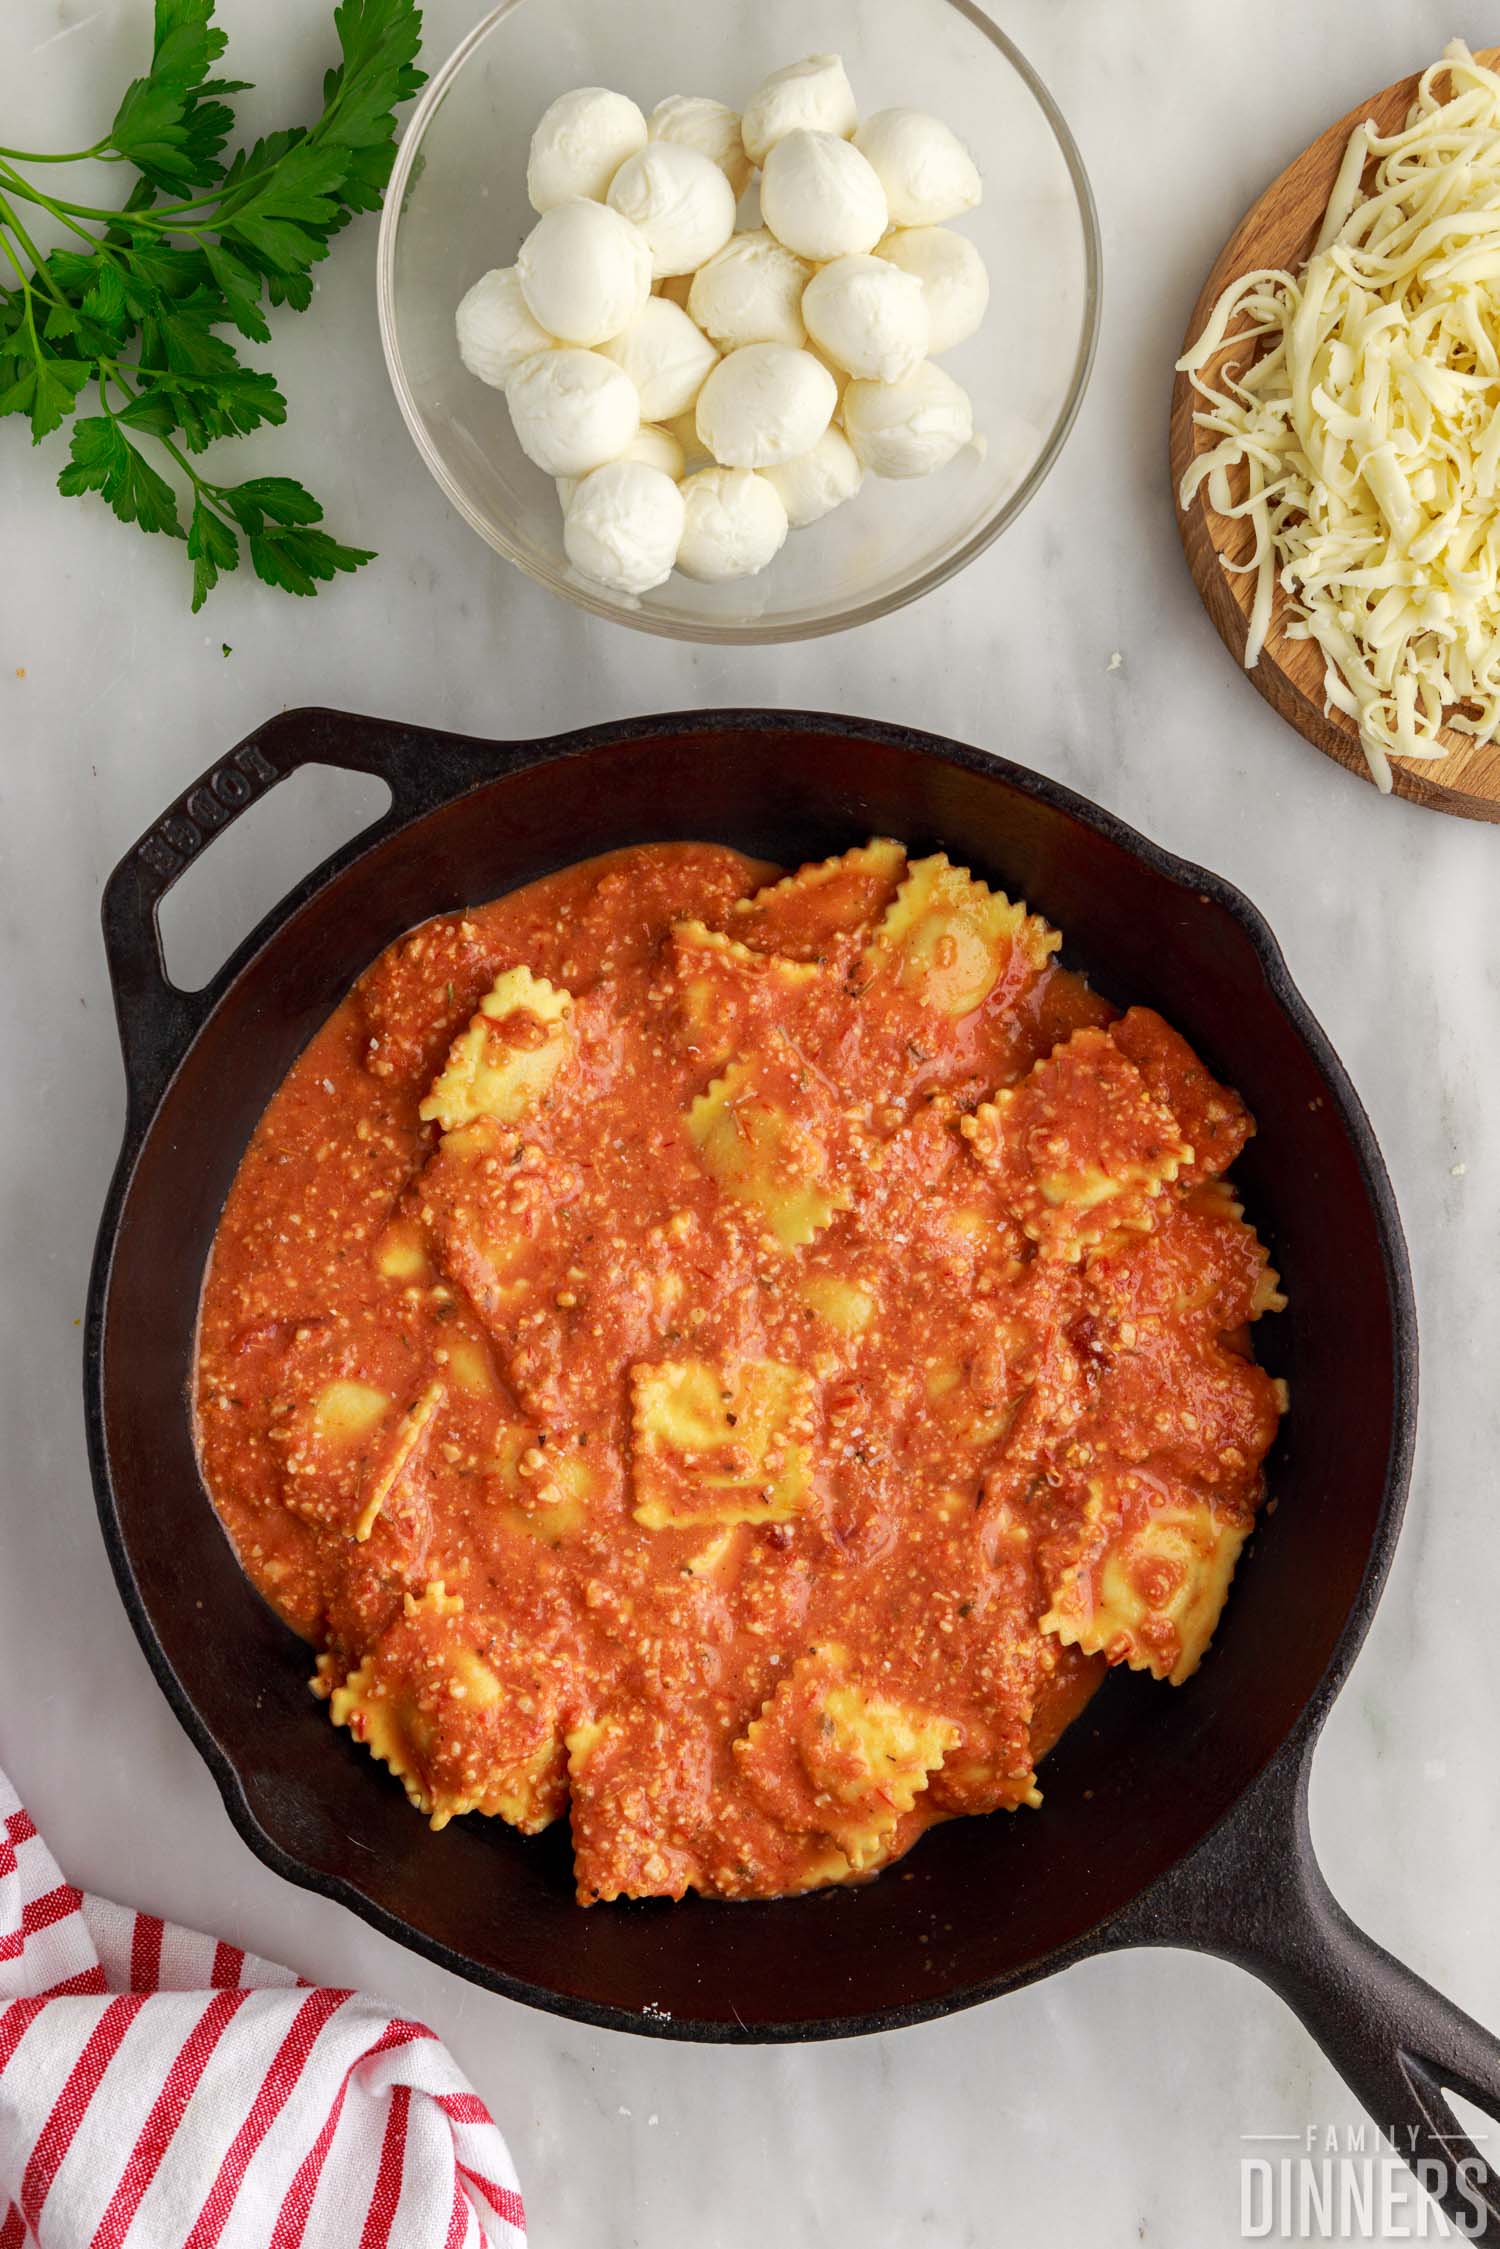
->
734, 1646, 959, 1876
863, 853, 1059, 1018
1036, 1468, 1251, 1686
962, 1025, 1194, 1260
685, 1039, 857, 1249
729, 840, 908, 963
630, 1357, 817, 1529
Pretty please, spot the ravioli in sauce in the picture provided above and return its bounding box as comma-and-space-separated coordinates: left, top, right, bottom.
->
194, 841, 1284, 1903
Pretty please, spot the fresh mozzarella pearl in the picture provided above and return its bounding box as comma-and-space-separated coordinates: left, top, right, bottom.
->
740, 55, 857, 166
455, 267, 555, 388
517, 199, 651, 346
803, 335, 849, 412
608, 143, 737, 278
874, 226, 989, 354
801, 253, 929, 383
563, 459, 686, 592
557, 421, 684, 513
526, 87, 647, 212
762, 425, 864, 526
599, 296, 719, 421
760, 131, 888, 262
695, 342, 836, 469
665, 406, 714, 473
506, 348, 640, 476
675, 466, 788, 580
649, 95, 751, 199
852, 109, 982, 226
842, 361, 974, 477
688, 228, 811, 351
622, 420, 687, 479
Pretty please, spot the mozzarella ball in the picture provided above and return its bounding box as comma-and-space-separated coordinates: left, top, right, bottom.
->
762, 425, 863, 526
875, 226, 989, 354
506, 348, 640, 477
688, 228, 811, 351
666, 407, 714, 473
853, 109, 981, 226
517, 199, 651, 346
600, 296, 719, 421
760, 131, 888, 262
563, 458, 686, 592
843, 362, 973, 477
623, 419, 687, 478
675, 466, 788, 580
557, 421, 684, 513
740, 55, 857, 165
801, 253, 929, 383
608, 143, 736, 278
803, 335, 849, 412
456, 267, 555, 388
526, 87, 647, 211
649, 95, 751, 199
695, 342, 836, 469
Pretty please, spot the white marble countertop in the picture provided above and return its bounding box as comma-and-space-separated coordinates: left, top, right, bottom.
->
4, 3, 1500, 2242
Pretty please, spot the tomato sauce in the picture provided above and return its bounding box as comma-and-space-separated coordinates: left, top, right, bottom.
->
194, 841, 1283, 1902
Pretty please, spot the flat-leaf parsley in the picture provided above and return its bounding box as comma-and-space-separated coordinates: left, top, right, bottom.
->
0, 0, 424, 609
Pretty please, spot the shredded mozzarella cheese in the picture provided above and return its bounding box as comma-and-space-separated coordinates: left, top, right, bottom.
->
1177, 41, 1500, 791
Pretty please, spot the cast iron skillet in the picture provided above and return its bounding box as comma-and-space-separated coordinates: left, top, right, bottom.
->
85, 708, 1500, 2231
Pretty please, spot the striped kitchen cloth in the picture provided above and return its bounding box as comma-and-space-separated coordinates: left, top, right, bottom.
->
0, 1766, 525, 2247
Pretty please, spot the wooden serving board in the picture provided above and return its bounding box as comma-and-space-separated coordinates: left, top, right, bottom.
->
1169, 49, 1500, 823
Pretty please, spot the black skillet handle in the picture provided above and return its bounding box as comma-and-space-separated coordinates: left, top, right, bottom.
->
1108, 1731, 1500, 2240
99, 707, 505, 1126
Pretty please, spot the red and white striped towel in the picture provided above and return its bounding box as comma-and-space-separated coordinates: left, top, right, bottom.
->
0, 1767, 525, 2247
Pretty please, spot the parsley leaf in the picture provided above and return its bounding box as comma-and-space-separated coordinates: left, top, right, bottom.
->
113, 388, 181, 439
58, 416, 185, 537
202, 242, 272, 343
208, 472, 372, 595
249, 524, 376, 597
319, 0, 427, 206
81, 262, 129, 331
217, 141, 349, 292
188, 492, 240, 611
3, 352, 93, 443
217, 474, 327, 530
153, 366, 288, 452
106, 0, 249, 192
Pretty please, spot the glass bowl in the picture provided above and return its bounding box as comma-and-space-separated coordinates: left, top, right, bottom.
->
377, 0, 1100, 642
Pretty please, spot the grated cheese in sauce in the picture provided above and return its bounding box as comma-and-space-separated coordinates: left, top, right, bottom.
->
1178, 41, 1500, 791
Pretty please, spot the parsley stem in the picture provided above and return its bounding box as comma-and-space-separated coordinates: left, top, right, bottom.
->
19, 274, 48, 376
0, 192, 71, 317
0, 233, 75, 333
0, 142, 111, 164
0, 153, 255, 240
0, 165, 103, 220
0, 189, 49, 277
0, 159, 256, 245
0, 162, 112, 250
0, 225, 28, 288
0, 159, 167, 231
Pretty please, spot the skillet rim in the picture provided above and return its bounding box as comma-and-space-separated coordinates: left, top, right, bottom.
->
83, 707, 1417, 2041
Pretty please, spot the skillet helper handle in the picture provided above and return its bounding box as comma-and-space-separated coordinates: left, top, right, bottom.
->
1111, 1741, 1500, 2240
99, 707, 495, 1125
